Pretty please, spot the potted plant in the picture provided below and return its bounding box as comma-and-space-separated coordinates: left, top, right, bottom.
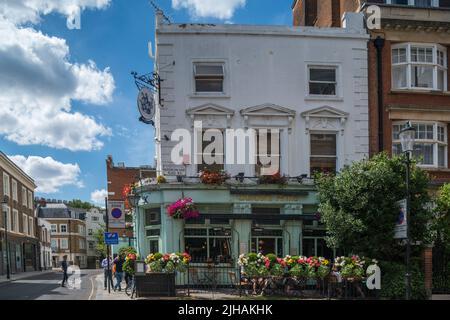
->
135, 252, 191, 297
258, 172, 288, 185
199, 169, 230, 185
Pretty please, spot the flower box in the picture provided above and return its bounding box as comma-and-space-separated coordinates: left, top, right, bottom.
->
135, 273, 176, 297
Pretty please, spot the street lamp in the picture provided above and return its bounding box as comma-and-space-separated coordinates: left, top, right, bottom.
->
127, 192, 141, 254
2, 195, 11, 280
399, 121, 416, 301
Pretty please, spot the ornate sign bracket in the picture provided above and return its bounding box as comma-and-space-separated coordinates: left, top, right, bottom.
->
131, 71, 163, 125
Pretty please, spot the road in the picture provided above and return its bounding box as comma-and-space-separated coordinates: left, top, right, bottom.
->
0, 269, 101, 300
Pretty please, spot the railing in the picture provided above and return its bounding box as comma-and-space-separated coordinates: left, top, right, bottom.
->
173, 265, 380, 299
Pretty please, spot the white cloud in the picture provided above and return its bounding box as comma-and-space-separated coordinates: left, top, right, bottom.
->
90, 189, 107, 205
172, 0, 246, 20
0, 0, 111, 25
9, 155, 83, 194
0, 1, 114, 151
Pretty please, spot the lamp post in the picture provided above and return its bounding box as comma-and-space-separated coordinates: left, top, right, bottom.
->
2, 195, 11, 280
399, 121, 416, 301
127, 192, 141, 254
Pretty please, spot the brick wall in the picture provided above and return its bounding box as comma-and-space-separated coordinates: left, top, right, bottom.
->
422, 246, 433, 298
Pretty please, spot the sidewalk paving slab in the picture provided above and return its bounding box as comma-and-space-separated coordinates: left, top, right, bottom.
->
0, 269, 55, 285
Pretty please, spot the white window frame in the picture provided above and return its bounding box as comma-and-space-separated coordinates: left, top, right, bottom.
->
60, 238, 69, 250
28, 191, 33, 210
392, 121, 448, 168
13, 209, 19, 233
307, 65, 340, 98
309, 132, 339, 175
386, 0, 439, 7
22, 214, 28, 235
60, 224, 68, 233
191, 60, 228, 97
4, 206, 11, 232
11, 179, 17, 202
21, 186, 27, 207
51, 239, 58, 250
392, 43, 448, 91
3, 172, 10, 197
79, 239, 86, 250
29, 216, 34, 236
51, 224, 57, 234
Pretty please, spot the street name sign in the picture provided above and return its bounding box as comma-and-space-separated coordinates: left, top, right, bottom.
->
104, 232, 119, 245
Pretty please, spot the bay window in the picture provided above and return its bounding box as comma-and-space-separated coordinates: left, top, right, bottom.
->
392, 43, 447, 91
393, 122, 448, 168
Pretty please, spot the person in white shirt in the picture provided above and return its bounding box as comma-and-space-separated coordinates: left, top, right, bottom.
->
101, 256, 113, 290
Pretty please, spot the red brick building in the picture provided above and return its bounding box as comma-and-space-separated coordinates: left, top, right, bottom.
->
293, 0, 450, 187
106, 155, 155, 239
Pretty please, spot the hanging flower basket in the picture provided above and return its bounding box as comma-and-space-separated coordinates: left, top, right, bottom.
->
166, 198, 200, 220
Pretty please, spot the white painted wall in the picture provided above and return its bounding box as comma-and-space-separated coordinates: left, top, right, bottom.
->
154, 12, 369, 178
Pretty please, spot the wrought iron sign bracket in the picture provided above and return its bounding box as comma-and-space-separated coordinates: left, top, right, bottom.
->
131, 71, 164, 107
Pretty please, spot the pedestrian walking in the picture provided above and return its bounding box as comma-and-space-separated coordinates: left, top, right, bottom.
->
113, 254, 125, 291
61, 255, 68, 287
101, 256, 113, 290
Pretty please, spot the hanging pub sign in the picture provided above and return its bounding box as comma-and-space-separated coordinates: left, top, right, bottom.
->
394, 199, 407, 239
137, 87, 155, 124
108, 200, 126, 229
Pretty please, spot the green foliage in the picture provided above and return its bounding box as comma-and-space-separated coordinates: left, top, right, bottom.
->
316, 153, 431, 262
379, 260, 427, 300
93, 228, 107, 257
123, 259, 135, 275
270, 263, 285, 277
288, 264, 308, 278
68, 199, 94, 210
118, 246, 137, 258
431, 183, 450, 253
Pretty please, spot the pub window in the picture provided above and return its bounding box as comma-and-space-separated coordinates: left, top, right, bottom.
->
310, 133, 337, 175
308, 66, 337, 96
145, 209, 161, 226
149, 239, 159, 253
194, 64, 224, 93
197, 129, 224, 173
184, 228, 232, 263
146, 229, 161, 236
255, 129, 281, 176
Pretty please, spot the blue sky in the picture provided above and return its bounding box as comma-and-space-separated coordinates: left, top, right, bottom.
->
0, 0, 292, 205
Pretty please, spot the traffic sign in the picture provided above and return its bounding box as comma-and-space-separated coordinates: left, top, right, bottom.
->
107, 200, 125, 229
104, 232, 119, 245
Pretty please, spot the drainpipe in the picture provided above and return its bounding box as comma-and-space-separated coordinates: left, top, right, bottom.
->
374, 36, 385, 153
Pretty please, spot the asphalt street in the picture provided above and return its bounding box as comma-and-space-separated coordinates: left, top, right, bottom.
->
0, 269, 102, 300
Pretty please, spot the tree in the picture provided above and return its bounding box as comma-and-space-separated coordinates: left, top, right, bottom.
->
432, 183, 450, 253
94, 228, 107, 258
315, 153, 431, 261
68, 199, 94, 210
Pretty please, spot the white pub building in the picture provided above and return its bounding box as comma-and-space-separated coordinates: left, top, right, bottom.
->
133, 11, 370, 264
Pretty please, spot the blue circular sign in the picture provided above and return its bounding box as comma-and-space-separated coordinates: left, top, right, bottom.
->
111, 208, 123, 219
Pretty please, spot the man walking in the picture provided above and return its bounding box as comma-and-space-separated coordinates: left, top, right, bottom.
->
113, 254, 125, 292
61, 255, 68, 287
101, 255, 113, 290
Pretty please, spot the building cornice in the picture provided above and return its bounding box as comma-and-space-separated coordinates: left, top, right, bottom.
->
157, 24, 369, 40
0, 152, 36, 189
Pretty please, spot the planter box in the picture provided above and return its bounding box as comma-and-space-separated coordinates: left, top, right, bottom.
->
135, 273, 176, 297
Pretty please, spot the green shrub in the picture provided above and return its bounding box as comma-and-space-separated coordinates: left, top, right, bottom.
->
380, 261, 428, 300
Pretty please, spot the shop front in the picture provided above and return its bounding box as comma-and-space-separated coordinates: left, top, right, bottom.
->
134, 183, 334, 265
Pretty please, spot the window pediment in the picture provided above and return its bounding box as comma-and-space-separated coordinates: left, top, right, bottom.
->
301, 106, 349, 135
240, 103, 296, 131
187, 103, 235, 128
